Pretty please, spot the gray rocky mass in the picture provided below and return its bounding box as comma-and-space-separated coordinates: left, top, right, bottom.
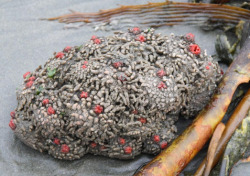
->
9, 28, 222, 160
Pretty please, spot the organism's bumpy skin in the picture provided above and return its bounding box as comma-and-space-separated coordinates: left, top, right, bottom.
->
10, 28, 222, 160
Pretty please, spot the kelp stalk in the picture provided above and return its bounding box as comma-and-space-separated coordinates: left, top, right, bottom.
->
134, 38, 250, 176
194, 88, 250, 176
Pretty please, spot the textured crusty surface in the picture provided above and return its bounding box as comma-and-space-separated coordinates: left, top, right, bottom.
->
11, 28, 222, 160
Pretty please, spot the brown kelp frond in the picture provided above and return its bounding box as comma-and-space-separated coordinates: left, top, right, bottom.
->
47, 1, 250, 27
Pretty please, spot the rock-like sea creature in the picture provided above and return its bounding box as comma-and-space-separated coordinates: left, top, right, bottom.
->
9, 28, 222, 160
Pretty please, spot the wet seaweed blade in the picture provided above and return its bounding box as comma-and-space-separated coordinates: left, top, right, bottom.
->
47, 1, 250, 27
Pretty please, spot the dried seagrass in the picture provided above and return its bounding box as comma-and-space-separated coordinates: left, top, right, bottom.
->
9, 28, 222, 160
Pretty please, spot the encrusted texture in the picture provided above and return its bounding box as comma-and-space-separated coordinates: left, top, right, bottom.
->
10, 28, 222, 160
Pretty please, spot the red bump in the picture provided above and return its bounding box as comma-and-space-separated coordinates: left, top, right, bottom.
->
91, 35, 97, 40
136, 35, 146, 42
23, 72, 31, 79
100, 145, 106, 151
26, 81, 33, 88
132, 110, 138, 114
153, 135, 160, 143
157, 69, 166, 78
189, 44, 201, 55
94, 38, 101, 44
55, 52, 64, 59
91, 142, 97, 148
132, 27, 140, 34
84, 61, 88, 65
9, 119, 16, 130
124, 146, 132, 154
28, 76, 36, 81
185, 33, 195, 42
205, 66, 210, 70
10, 111, 15, 119
82, 65, 87, 69
113, 62, 123, 68
53, 138, 60, 145
221, 69, 224, 75
42, 99, 49, 105
63, 46, 72, 53
160, 141, 168, 149
94, 105, 103, 114
118, 76, 127, 82
47, 106, 55, 115
61, 144, 70, 153
208, 62, 212, 66
119, 138, 126, 145
80, 91, 88, 98
157, 82, 167, 89
139, 117, 147, 124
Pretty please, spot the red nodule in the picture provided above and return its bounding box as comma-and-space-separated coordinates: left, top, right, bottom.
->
42, 99, 49, 105
189, 44, 201, 55
113, 62, 123, 68
94, 105, 103, 114
132, 27, 140, 34
132, 110, 138, 114
64, 46, 72, 53
205, 66, 210, 70
157, 69, 166, 78
61, 144, 70, 153
55, 52, 64, 59
26, 81, 33, 88
185, 33, 195, 42
208, 62, 212, 66
23, 72, 31, 79
91, 35, 97, 40
84, 61, 88, 65
9, 119, 16, 130
28, 76, 36, 81
157, 82, 167, 89
221, 69, 224, 75
119, 138, 126, 145
160, 141, 168, 149
53, 138, 60, 145
94, 38, 101, 44
91, 142, 97, 148
100, 146, 106, 151
124, 146, 132, 154
47, 106, 55, 115
80, 91, 88, 98
10, 111, 15, 119
137, 35, 146, 42
153, 135, 160, 143
82, 65, 87, 69
139, 117, 147, 124
118, 76, 127, 82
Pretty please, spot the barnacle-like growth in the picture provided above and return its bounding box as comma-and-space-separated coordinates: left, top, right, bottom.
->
10, 28, 222, 160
